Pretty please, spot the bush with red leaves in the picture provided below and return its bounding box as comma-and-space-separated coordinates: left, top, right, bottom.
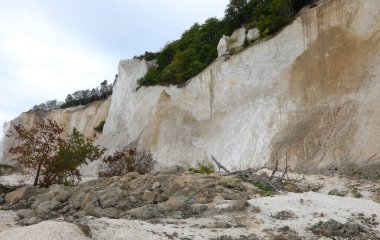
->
98, 147, 156, 177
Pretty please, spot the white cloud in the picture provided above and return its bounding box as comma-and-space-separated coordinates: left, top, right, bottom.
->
0, 9, 115, 126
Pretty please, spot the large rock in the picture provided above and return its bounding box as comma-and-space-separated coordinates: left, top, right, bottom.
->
218, 27, 259, 57
0, 220, 91, 240
5, 186, 36, 205
96, 187, 123, 208
247, 28, 259, 41
229, 27, 247, 50
217, 35, 229, 57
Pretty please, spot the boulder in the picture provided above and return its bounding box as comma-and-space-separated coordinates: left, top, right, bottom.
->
229, 27, 247, 50
151, 182, 160, 191
81, 192, 93, 209
16, 209, 36, 219
126, 205, 161, 220
83, 205, 120, 219
18, 217, 42, 226
159, 165, 184, 175
120, 172, 140, 182
247, 28, 260, 41
328, 186, 349, 197
34, 200, 62, 214
217, 36, 229, 57
5, 186, 36, 205
0, 220, 91, 240
96, 187, 123, 208
142, 190, 156, 203
54, 191, 71, 203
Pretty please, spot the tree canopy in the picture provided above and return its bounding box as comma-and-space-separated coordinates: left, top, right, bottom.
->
31, 79, 114, 111
137, 0, 314, 87
8, 120, 104, 187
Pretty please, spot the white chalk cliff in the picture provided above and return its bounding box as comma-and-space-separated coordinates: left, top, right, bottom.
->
2, 0, 380, 175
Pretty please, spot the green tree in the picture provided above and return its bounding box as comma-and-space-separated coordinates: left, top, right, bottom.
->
224, 0, 250, 31
8, 119, 103, 187
256, 0, 291, 34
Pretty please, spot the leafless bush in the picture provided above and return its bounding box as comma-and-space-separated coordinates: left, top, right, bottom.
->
211, 153, 307, 193
98, 147, 156, 177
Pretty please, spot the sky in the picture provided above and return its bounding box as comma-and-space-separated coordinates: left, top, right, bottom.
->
0, 0, 229, 131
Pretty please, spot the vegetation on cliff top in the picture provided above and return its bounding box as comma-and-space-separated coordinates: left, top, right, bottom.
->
137, 0, 315, 87
31, 79, 114, 112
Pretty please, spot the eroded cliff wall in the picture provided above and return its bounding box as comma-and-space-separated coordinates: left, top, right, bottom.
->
98, 0, 380, 174
2, 0, 379, 176
0, 99, 110, 164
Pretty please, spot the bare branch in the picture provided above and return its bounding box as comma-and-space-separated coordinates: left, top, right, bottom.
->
211, 154, 230, 174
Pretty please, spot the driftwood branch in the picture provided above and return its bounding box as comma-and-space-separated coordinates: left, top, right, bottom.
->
269, 151, 279, 182
211, 155, 230, 174
209, 150, 313, 193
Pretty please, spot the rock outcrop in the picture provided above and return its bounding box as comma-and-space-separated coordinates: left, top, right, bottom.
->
217, 27, 260, 57
2, 0, 380, 176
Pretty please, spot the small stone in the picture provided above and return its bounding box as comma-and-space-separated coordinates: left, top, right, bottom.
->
35, 200, 63, 215
308, 183, 323, 192
143, 190, 156, 203
19, 217, 42, 226
120, 172, 141, 182
172, 211, 183, 219
129, 196, 137, 203
160, 165, 184, 175
142, 208, 160, 220
81, 192, 93, 209
272, 210, 297, 220
17, 209, 36, 219
54, 191, 71, 202
98, 188, 123, 208
213, 222, 232, 228
101, 207, 120, 219
166, 182, 182, 195
126, 206, 160, 219
83, 205, 119, 218
191, 204, 207, 214
328, 187, 349, 197
73, 211, 86, 219
83, 205, 102, 218
116, 200, 131, 211
152, 182, 161, 190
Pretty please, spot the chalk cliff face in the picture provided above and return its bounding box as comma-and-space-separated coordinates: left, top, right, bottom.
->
2, 0, 380, 175
0, 99, 110, 164
98, 0, 380, 173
